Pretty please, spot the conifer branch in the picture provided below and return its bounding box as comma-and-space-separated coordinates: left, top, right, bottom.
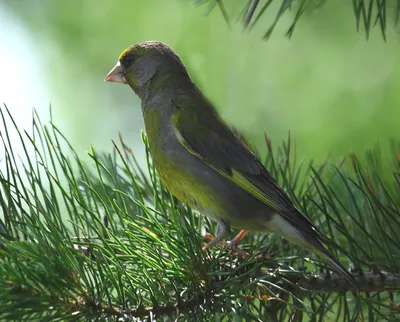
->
198, 0, 399, 40
1, 104, 400, 320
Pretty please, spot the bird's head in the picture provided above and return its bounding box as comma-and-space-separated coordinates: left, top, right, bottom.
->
105, 41, 188, 98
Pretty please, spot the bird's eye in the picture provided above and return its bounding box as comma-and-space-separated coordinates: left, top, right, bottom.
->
123, 54, 135, 65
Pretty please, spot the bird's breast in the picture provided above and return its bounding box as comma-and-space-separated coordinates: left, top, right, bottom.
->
143, 110, 209, 209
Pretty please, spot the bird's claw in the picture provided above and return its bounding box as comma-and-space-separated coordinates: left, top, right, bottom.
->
202, 233, 248, 259
226, 240, 249, 259
202, 233, 226, 250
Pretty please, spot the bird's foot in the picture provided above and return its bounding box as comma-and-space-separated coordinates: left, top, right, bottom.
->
227, 229, 249, 259
202, 233, 226, 250
202, 232, 248, 259
226, 239, 249, 259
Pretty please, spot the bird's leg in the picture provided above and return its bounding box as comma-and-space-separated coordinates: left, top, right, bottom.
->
202, 218, 230, 251
203, 222, 249, 259
229, 230, 248, 250
203, 233, 226, 247
226, 230, 249, 258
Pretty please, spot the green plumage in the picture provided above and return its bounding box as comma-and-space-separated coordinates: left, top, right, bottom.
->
105, 41, 357, 287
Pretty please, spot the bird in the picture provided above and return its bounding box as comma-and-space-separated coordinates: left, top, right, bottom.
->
105, 41, 356, 286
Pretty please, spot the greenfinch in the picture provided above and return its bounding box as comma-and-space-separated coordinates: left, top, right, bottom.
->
105, 41, 356, 286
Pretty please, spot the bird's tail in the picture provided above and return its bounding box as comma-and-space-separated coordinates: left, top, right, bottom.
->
269, 212, 357, 288
311, 242, 357, 289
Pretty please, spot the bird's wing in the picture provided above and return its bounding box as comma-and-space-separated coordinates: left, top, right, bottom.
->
172, 96, 318, 235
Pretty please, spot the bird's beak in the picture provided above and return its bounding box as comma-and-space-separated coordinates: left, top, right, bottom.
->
104, 61, 127, 84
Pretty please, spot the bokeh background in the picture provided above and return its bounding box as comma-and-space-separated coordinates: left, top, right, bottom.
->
1, 0, 399, 166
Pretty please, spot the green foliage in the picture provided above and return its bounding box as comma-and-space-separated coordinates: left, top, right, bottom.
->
1, 105, 400, 320
201, 0, 399, 40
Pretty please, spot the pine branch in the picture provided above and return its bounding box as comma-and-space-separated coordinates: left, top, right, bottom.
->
285, 271, 400, 293
1, 104, 400, 320
197, 0, 400, 40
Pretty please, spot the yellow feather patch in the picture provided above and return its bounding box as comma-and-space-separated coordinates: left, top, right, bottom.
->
118, 46, 148, 62
173, 120, 279, 211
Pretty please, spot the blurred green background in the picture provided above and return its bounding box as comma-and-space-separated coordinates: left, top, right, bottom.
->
1, 0, 399, 166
